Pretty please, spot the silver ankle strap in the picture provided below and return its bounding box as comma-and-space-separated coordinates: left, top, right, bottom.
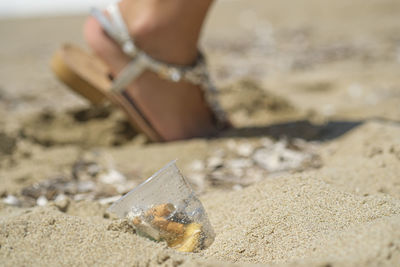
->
91, 3, 228, 128
91, 5, 137, 57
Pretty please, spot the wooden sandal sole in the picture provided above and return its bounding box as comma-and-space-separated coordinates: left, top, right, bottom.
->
50, 43, 163, 142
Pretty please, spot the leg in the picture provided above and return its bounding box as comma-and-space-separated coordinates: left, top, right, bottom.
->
84, 0, 216, 141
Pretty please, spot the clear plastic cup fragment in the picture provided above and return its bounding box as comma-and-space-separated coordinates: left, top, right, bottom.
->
108, 161, 215, 252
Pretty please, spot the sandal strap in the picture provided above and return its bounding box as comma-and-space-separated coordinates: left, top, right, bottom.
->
91, 4, 137, 57
91, 4, 228, 128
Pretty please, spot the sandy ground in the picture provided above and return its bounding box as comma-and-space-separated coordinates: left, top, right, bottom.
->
1, 0, 400, 266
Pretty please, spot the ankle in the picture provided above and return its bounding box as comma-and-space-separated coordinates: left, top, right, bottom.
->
118, 1, 204, 65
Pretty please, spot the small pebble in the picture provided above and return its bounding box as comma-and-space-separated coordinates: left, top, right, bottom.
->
87, 163, 102, 176
207, 157, 224, 169
3, 195, 20, 206
77, 180, 96, 193
54, 194, 70, 212
37, 195, 48, 206
236, 143, 254, 157
99, 169, 126, 184
54, 194, 67, 202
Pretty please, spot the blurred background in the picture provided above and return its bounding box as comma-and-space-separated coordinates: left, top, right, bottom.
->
1, 0, 399, 120
0, 0, 115, 18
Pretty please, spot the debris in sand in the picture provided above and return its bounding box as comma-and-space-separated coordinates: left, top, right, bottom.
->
128, 203, 206, 252
108, 161, 215, 253
53, 194, 70, 212
3, 195, 20, 206
99, 169, 126, 184
14, 151, 137, 207
206, 156, 223, 170
188, 137, 321, 191
36, 195, 48, 206
253, 139, 312, 172
236, 143, 254, 157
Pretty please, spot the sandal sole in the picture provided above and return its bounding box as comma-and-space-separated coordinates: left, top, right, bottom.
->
50, 43, 163, 142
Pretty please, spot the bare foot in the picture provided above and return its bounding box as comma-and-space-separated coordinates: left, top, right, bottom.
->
84, 0, 217, 141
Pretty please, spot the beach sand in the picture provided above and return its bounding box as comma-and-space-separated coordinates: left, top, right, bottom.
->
1, 0, 400, 266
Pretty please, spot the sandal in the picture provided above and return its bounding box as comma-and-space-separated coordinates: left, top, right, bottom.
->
51, 3, 229, 142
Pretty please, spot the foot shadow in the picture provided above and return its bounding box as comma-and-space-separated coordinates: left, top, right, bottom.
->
217, 120, 363, 142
